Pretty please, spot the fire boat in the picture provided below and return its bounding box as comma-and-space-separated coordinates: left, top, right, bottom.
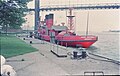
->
37, 8, 98, 48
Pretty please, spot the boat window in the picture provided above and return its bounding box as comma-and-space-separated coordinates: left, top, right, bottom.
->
58, 31, 62, 33
64, 33, 70, 36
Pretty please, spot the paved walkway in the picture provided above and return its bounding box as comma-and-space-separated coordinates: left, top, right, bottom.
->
6, 37, 120, 76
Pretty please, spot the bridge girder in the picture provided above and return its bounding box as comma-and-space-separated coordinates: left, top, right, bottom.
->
30, 3, 120, 11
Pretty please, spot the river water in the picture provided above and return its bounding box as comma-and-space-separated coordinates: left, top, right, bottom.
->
77, 31, 120, 61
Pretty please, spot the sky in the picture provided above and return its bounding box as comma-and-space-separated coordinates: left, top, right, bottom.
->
23, 0, 120, 33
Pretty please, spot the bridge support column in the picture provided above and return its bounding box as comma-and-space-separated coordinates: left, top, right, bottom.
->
35, 0, 40, 31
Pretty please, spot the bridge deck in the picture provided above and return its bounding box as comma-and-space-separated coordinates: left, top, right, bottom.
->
29, 3, 120, 11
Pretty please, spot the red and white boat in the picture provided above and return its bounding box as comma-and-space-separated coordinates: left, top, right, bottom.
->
37, 8, 98, 48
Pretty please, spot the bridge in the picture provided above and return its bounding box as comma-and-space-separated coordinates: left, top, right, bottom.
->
33, 0, 120, 30
30, 3, 120, 11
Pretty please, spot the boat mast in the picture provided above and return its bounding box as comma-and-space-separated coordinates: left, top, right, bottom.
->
86, 11, 89, 36
67, 8, 75, 32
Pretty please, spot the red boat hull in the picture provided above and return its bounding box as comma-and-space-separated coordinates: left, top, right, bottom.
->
56, 35, 98, 48
58, 40, 96, 48
39, 33, 97, 48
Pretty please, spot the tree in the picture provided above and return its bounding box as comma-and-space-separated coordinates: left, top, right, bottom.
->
0, 0, 32, 29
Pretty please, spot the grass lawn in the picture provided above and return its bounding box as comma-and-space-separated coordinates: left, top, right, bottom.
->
0, 35, 38, 58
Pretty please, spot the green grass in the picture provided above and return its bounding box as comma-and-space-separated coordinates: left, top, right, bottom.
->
0, 35, 38, 58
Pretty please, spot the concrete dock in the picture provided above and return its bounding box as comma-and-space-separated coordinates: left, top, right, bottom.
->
6, 36, 120, 76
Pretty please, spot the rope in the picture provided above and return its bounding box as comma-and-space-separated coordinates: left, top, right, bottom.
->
87, 52, 120, 65
67, 51, 120, 65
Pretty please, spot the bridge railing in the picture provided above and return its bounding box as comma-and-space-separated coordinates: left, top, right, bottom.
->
29, 3, 120, 11
40, 3, 120, 8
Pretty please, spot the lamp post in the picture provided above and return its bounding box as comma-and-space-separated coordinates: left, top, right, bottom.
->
5, 24, 8, 35
27, 22, 29, 34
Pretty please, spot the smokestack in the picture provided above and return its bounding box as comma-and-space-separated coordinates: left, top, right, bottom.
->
47, 14, 54, 29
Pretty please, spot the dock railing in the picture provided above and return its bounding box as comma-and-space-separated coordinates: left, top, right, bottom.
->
50, 43, 68, 57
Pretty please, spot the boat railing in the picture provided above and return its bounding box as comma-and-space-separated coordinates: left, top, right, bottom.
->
80, 35, 97, 37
